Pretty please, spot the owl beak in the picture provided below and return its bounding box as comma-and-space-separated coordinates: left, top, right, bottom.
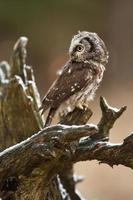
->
69, 51, 75, 60
70, 52, 84, 62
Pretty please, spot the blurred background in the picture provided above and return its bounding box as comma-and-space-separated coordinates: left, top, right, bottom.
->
0, 0, 133, 199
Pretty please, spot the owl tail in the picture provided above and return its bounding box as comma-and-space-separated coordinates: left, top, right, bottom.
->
44, 107, 56, 127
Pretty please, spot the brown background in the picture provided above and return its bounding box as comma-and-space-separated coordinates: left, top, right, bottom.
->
0, 0, 133, 199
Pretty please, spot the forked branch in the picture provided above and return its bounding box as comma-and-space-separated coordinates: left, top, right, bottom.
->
0, 36, 132, 200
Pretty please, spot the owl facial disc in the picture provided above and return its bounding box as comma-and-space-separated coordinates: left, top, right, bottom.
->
69, 31, 108, 64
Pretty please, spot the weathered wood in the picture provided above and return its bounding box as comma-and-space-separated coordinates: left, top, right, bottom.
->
74, 133, 133, 168
0, 37, 132, 200
0, 37, 43, 151
0, 37, 62, 200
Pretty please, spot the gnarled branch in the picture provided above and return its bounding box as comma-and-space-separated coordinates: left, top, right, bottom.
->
0, 37, 132, 200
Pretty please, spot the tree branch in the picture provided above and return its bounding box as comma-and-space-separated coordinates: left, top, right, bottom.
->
0, 95, 131, 196
0, 36, 132, 200
73, 133, 133, 168
73, 97, 131, 168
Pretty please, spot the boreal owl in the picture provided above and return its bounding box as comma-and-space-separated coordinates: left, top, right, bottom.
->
40, 31, 109, 126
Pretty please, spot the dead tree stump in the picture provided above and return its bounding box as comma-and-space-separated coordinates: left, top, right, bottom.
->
0, 37, 132, 200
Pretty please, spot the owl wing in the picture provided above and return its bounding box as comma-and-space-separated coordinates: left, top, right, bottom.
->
40, 61, 93, 113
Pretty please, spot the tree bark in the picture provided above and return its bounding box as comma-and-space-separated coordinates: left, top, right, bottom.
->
0, 37, 132, 200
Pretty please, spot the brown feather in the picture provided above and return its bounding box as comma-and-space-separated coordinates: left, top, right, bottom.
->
40, 60, 94, 114
40, 31, 108, 126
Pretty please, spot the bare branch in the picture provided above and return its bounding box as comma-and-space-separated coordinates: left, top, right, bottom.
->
0, 36, 132, 200
72, 97, 131, 169
73, 133, 133, 169
94, 96, 127, 139
0, 124, 97, 187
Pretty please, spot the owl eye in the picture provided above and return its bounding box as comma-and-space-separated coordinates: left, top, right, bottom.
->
76, 45, 84, 52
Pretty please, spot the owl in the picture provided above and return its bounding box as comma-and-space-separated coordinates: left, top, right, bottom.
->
40, 31, 109, 126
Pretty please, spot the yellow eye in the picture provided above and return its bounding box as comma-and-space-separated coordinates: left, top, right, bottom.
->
76, 45, 84, 52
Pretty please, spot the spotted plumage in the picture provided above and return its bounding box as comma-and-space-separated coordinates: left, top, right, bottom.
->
40, 31, 109, 126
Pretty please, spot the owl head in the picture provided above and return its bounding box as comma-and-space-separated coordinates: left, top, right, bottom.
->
69, 31, 109, 64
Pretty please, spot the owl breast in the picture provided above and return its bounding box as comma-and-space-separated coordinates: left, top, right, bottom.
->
57, 63, 105, 117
